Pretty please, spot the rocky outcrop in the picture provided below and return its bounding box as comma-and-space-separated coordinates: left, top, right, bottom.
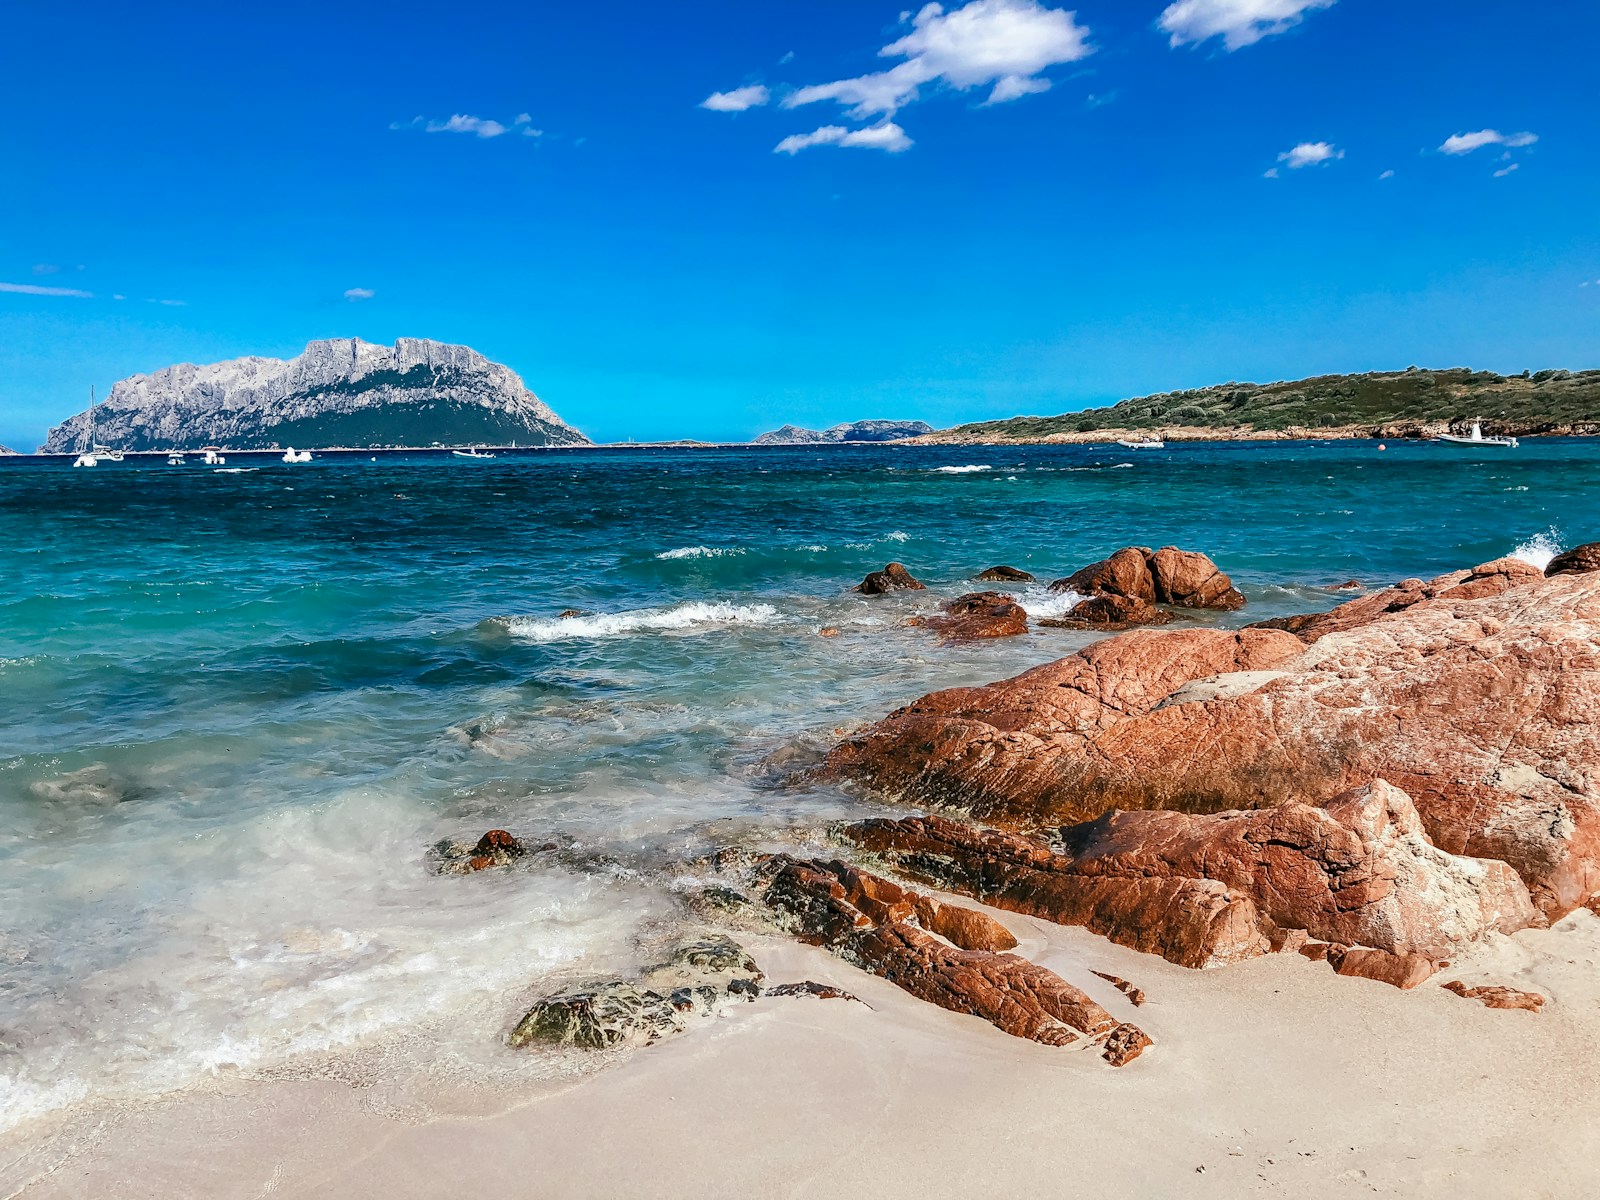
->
758, 855, 1149, 1062
841, 783, 1535, 968
917, 592, 1028, 640
975, 565, 1035, 583
1047, 546, 1245, 612
854, 562, 926, 595
753, 420, 934, 445
42, 338, 589, 452
508, 935, 762, 1050
1547, 543, 1600, 577
825, 560, 1600, 919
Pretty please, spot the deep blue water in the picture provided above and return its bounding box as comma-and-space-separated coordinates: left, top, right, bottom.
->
0, 440, 1590, 1130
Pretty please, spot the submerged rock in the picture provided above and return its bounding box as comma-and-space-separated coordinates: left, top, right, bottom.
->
975, 565, 1036, 583
825, 559, 1600, 919
433, 829, 556, 874
765, 981, 869, 1004
922, 591, 1029, 640
854, 562, 926, 595
508, 934, 763, 1051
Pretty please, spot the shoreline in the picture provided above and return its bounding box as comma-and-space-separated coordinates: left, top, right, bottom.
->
7, 912, 1597, 1198
7, 429, 1600, 460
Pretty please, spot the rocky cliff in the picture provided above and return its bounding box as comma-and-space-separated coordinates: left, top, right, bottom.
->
754, 420, 933, 445
41, 338, 589, 452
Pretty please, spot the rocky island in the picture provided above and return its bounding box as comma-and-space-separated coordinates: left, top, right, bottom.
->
754, 419, 935, 445
908, 366, 1600, 444
40, 337, 589, 452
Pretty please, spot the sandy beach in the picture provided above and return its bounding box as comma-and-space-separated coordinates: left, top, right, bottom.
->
8, 897, 1596, 1200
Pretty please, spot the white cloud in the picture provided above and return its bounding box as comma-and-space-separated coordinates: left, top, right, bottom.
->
344, 287, 376, 301
150, 298, 187, 307
701, 85, 771, 112
1160, 0, 1334, 50
0, 281, 93, 298
1278, 140, 1343, 168
1440, 128, 1538, 155
775, 122, 914, 154
31, 263, 59, 275
513, 114, 544, 137
1494, 162, 1520, 178
1378, 169, 1394, 180
391, 114, 514, 138
784, 0, 1093, 119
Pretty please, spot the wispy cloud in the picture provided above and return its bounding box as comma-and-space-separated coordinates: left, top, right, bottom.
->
1494, 162, 1520, 178
783, 0, 1094, 120
701, 85, 770, 112
1160, 0, 1335, 50
344, 287, 376, 302
31, 263, 60, 275
149, 298, 187, 307
1378, 169, 1394, 180
0, 281, 93, 298
775, 122, 913, 155
1271, 141, 1343, 172
391, 113, 541, 139
1439, 128, 1538, 155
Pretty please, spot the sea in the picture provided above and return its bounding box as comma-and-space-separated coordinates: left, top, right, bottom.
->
0, 439, 1592, 1137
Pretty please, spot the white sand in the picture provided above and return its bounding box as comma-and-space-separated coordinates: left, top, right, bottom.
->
6, 906, 1598, 1199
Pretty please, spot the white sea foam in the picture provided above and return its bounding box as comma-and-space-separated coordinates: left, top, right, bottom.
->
1016, 587, 1086, 620
655, 545, 747, 560
933, 465, 992, 474
501, 601, 781, 642
1510, 529, 1563, 571
885, 530, 910, 542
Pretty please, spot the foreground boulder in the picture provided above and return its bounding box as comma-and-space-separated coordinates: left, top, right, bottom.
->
758, 856, 1149, 1062
508, 935, 762, 1050
918, 591, 1029, 640
432, 829, 557, 874
841, 782, 1535, 968
1049, 546, 1245, 612
825, 561, 1600, 918
854, 562, 926, 595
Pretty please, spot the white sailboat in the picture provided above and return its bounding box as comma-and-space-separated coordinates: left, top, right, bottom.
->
73, 386, 117, 466
1435, 420, 1518, 448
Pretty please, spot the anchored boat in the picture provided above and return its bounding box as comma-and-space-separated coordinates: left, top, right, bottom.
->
1435, 420, 1518, 448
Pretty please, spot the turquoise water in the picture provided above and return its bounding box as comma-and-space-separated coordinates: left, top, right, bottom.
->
0, 440, 1591, 1130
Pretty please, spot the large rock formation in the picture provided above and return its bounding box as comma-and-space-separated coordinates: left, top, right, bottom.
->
41, 338, 589, 451
1049, 545, 1246, 611
917, 592, 1029, 640
825, 559, 1600, 919
753, 420, 934, 445
841, 781, 1537, 969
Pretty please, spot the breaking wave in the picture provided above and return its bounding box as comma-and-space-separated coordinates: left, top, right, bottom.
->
1510, 529, 1562, 571
655, 546, 747, 560
499, 601, 782, 642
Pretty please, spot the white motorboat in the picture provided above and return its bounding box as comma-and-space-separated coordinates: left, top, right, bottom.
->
281, 448, 313, 463
1116, 437, 1165, 449
1435, 420, 1518, 448
452, 448, 496, 459
167, 452, 186, 465
201, 449, 226, 465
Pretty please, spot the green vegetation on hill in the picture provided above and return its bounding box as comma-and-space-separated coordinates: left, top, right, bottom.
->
942, 368, 1600, 440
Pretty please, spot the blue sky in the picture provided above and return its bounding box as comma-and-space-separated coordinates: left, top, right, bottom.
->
1, 0, 1595, 448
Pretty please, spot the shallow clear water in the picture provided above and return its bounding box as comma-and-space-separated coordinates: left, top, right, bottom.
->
0, 440, 1592, 1130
